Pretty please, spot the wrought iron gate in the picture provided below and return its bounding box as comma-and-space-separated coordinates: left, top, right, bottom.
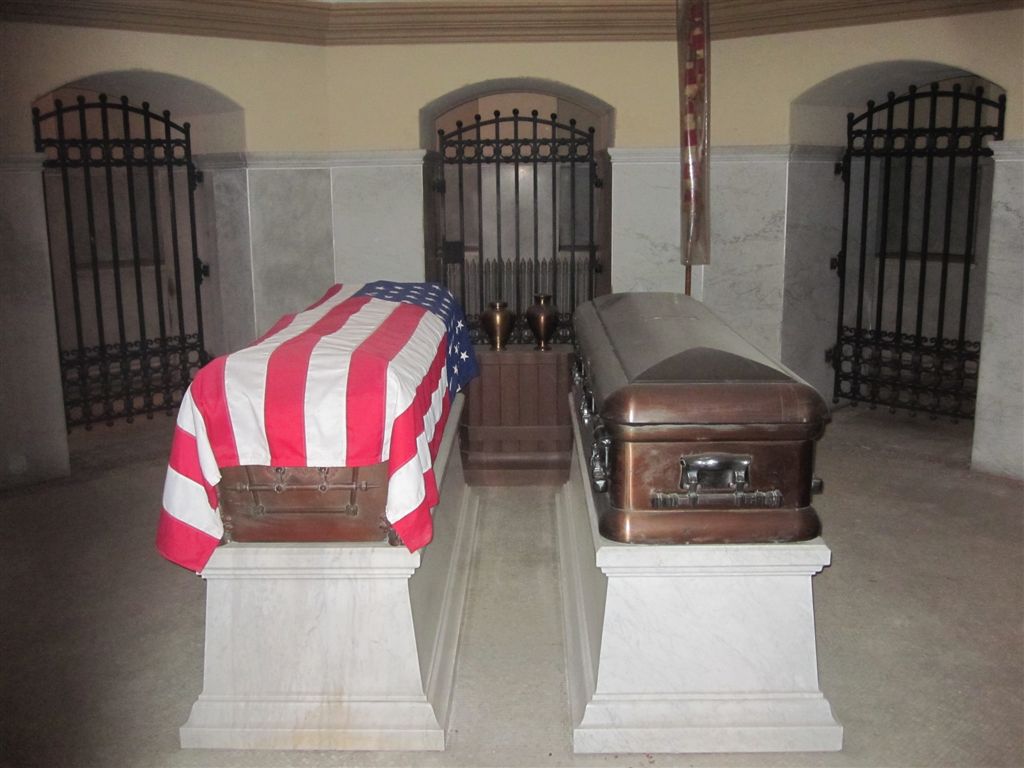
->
33, 94, 209, 429
434, 110, 601, 343
831, 82, 1005, 419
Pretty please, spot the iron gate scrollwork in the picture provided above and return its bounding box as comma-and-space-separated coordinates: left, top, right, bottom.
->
33, 94, 209, 429
435, 109, 601, 344
832, 82, 1006, 419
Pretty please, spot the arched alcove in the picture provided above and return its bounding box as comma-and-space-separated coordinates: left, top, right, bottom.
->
790, 60, 1004, 146
419, 77, 615, 151
420, 79, 615, 331
782, 60, 1007, 437
30, 70, 246, 431
38, 69, 246, 154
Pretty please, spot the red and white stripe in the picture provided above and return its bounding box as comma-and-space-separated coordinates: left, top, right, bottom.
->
157, 285, 454, 572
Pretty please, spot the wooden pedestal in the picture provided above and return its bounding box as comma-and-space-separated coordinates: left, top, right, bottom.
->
460, 345, 572, 486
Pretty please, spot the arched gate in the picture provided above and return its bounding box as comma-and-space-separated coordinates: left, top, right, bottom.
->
831, 82, 1006, 419
32, 94, 209, 429
434, 109, 602, 344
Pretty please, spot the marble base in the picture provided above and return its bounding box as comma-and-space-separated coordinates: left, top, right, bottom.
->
557, 408, 842, 754
180, 396, 475, 750
571, 696, 843, 754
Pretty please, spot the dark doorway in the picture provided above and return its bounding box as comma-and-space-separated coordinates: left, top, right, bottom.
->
831, 81, 1005, 419
33, 93, 209, 429
425, 87, 612, 345
433, 110, 602, 344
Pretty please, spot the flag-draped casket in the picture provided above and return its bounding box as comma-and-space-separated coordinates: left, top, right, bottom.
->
157, 282, 478, 572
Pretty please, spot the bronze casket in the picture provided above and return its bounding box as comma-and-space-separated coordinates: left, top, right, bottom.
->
572, 292, 828, 544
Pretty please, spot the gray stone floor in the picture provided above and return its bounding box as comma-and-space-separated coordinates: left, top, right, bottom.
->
1, 405, 1022, 768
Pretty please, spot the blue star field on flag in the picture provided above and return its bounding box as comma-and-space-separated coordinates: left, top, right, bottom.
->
355, 281, 479, 398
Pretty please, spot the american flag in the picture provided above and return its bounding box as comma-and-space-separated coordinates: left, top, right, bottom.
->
156, 282, 478, 572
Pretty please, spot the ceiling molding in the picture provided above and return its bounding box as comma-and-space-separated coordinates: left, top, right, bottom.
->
1, 0, 1021, 45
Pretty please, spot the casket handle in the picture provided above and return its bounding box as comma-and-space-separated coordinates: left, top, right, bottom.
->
650, 453, 785, 509
580, 388, 595, 425
571, 354, 584, 386
679, 453, 752, 492
589, 425, 612, 493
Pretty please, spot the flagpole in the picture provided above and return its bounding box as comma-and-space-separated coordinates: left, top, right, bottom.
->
677, 0, 710, 296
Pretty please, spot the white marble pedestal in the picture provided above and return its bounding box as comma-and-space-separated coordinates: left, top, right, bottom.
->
557, 412, 843, 754
180, 397, 476, 750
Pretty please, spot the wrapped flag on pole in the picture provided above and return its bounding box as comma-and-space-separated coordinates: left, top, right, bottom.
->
677, 0, 711, 271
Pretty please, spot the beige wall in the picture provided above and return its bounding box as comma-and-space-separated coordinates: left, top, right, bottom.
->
0, 23, 328, 154
2, 8, 1021, 156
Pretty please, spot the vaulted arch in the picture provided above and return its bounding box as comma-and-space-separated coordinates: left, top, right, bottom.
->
421, 79, 615, 331
35, 69, 246, 154
419, 77, 615, 151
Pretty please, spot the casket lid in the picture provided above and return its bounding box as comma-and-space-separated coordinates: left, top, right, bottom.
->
575, 293, 828, 429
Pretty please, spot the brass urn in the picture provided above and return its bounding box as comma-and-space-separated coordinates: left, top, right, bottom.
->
526, 293, 559, 351
480, 301, 514, 350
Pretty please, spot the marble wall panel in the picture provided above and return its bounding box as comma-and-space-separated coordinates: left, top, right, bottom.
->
188, 171, 220, 356
207, 166, 257, 353
248, 167, 335, 334
702, 149, 790, 360
972, 143, 1024, 480
0, 156, 69, 487
609, 147, 796, 361
331, 152, 427, 286
782, 148, 845, 397
607, 149, 690, 297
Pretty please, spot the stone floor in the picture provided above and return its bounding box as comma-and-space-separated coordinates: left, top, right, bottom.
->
1, 405, 1022, 768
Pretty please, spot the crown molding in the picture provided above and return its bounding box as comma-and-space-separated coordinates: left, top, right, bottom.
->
1, 0, 1020, 46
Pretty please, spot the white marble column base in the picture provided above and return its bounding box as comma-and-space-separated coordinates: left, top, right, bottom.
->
572, 694, 842, 753
181, 397, 475, 751
181, 697, 446, 750
558, 407, 842, 754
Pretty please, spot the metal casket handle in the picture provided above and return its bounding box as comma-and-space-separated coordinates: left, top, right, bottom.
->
589, 426, 612, 493
679, 453, 752, 492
